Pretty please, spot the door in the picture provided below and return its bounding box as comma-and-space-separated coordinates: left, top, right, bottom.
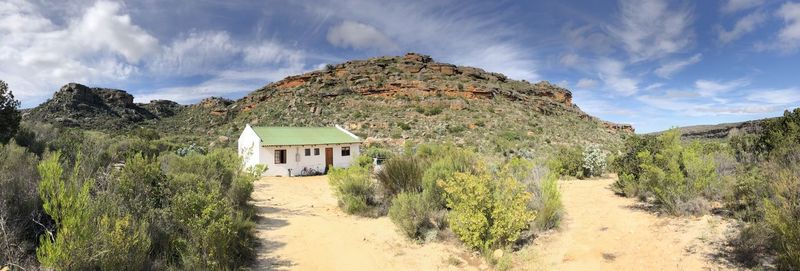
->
325, 147, 334, 171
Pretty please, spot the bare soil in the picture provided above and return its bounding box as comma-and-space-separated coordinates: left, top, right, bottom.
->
516, 177, 738, 271
252, 175, 738, 271
251, 175, 484, 271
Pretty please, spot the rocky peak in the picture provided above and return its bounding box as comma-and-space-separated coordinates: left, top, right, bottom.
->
254, 53, 574, 109
25, 83, 178, 128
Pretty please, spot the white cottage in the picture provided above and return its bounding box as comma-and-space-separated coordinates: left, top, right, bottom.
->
237, 124, 362, 176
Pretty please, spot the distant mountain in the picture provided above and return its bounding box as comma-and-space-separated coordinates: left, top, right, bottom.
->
650, 119, 768, 139
24, 53, 633, 156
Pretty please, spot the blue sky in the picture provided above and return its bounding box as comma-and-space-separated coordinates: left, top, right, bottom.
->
2, 0, 800, 133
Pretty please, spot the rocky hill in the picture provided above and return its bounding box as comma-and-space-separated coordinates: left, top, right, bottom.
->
25, 53, 633, 156
25, 83, 183, 129
651, 119, 767, 140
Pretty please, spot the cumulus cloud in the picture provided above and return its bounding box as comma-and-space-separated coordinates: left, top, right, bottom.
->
150, 31, 239, 76
718, 11, 767, 43
721, 0, 764, 14
609, 0, 694, 61
575, 78, 599, 89
596, 58, 638, 96
0, 0, 157, 106
776, 2, 800, 51
654, 53, 702, 78
326, 21, 398, 52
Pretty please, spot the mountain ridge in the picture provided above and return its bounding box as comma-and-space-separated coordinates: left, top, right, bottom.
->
24, 53, 634, 156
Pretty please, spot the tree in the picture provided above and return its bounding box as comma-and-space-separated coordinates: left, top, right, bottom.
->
0, 80, 22, 144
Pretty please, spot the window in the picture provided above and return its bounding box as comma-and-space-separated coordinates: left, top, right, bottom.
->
305, 148, 311, 156
341, 147, 351, 156
274, 149, 287, 164
314, 148, 320, 155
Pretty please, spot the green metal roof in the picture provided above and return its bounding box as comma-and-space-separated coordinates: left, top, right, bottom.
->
251, 126, 362, 146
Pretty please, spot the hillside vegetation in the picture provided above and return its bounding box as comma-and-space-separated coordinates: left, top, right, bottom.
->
25, 53, 633, 157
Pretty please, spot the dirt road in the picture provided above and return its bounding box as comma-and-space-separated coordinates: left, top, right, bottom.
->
518, 177, 736, 271
252, 175, 736, 271
251, 175, 482, 271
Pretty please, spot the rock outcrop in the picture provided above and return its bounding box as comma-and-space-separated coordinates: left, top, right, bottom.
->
25, 83, 182, 128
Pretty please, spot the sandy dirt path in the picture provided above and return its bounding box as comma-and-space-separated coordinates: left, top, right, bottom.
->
251, 175, 482, 271
517, 177, 736, 271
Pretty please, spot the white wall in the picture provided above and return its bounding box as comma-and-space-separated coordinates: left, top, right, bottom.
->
237, 124, 261, 169
260, 143, 361, 176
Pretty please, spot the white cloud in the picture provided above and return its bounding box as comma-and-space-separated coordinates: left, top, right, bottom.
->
644, 83, 664, 90
559, 53, 582, 67
609, 0, 694, 61
746, 88, 800, 104
326, 21, 398, 52
150, 31, 239, 76
776, 2, 800, 51
721, 0, 764, 13
718, 11, 767, 43
72, 1, 158, 62
303, 1, 539, 81
655, 53, 702, 78
695, 78, 750, 97
0, 0, 158, 106
596, 58, 638, 96
575, 78, 599, 89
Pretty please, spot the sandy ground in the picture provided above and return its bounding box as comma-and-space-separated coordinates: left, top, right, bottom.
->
252, 175, 737, 271
251, 175, 483, 271
516, 177, 737, 271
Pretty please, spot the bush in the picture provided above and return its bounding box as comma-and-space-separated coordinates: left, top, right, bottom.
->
388, 192, 435, 240
376, 155, 424, 198
0, 80, 21, 144
533, 172, 562, 230
329, 166, 375, 215
730, 222, 774, 267
36, 152, 98, 270
500, 158, 562, 231
763, 165, 800, 269
441, 172, 534, 251
612, 130, 718, 215
549, 146, 584, 178
582, 144, 606, 177
0, 143, 43, 268
421, 148, 479, 209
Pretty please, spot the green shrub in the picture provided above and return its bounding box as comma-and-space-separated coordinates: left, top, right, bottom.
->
329, 166, 375, 215
613, 130, 718, 215
421, 148, 479, 208
376, 155, 424, 198
36, 152, 98, 270
0, 142, 42, 267
388, 192, 435, 240
549, 146, 584, 178
500, 158, 562, 231
763, 166, 800, 269
533, 172, 562, 230
96, 214, 151, 271
441, 172, 534, 251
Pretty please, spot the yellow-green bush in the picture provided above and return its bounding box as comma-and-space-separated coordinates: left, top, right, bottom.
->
499, 158, 562, 231
441, 172, 534, 250
613, 130, 718, 215
388, 192, 434, 240
36, 152, 98, 270
329, 166, 375, 215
